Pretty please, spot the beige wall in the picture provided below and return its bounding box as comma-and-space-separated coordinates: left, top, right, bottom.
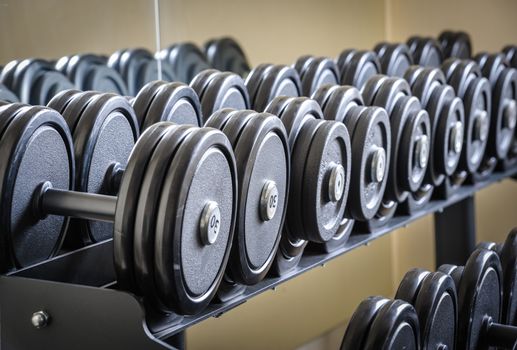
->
0, 0, 516, 349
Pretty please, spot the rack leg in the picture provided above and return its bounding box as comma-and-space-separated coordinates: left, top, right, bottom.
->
434, 196, 477, 267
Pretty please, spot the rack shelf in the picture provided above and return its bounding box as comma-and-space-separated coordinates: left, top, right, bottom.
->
2, 166, 516, 349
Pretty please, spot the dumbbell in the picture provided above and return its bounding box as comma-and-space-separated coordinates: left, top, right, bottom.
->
406, 36, 444, 68
311, 84, 390, 237
293, 55, 340, 96
204, 37, 251, 77
108, 48, 175, 96
439, 248, 517, 349
157, 42, 211, 84
403, 66, 468, 200
362, 75, 432, 220
0, 59, 74, 105
47, 90, 139, 245
476, 228, 517, 327
436, 59, 491, 193
131, 80, 203, 130
373, 43, 414, 77
438, 30, 472, 59
205, 109, 290, 301
473, 53, 517, 174
501, 46, 517, 170
0, 105, 238, 315
190, 69, 250, 123
336, 50, 382, 89
341, 296, 420, 349
265, 96, 351, 274
0, 83, 19, 103
55, 54, 128, 95
245, 64, 302, 112
396, 269, 457, 349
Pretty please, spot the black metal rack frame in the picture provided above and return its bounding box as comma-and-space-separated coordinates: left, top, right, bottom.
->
1, 166, 516, 349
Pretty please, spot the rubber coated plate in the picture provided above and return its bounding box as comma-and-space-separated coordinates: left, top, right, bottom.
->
500, 228, 517, 325
132, 80, 167, 127
379, 44, 414, 77
47, 89, 82, 115
312, 85, 364, 123
300, 57, 339, 96
341, 297, 389, 350
245, 64, 274, 108
341, 51, 382, 89
133, 124, 195, 311
414, 272, 457, 350
229, 114, 289, 284
114, 122, 172, 291
154, 128, 237, 315
302, 121, 350, 242
456, 249, 502, 350
74, 94, 139, 243
364, 299, 420, 350
254, 65, 301, 111
143, 82, 202, 129
436, 93, 465, 176
345, 107, 391, 221
199, 72, 250, 119
361, 74, 389, 106
0, 84, 19, 103
395, 268, 431, 305
0, 107, 73, 269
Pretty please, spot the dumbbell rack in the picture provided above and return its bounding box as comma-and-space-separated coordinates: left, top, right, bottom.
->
1, 167, 516, 350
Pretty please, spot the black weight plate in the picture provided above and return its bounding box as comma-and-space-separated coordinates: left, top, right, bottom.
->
74, 94, 139, 243
266, 96, 322, 151
346, 107, 391, 221
254, 65, 302, 112
313, 84, 364, 123
60, 91, 100, 133
143, 82, 202, 129
399, 99, 431, 193
132, 80, 167, 128
364, 299, 420, 350
85, 65, 128, 95
396, 268, 431, 305
423, 85, 450, 186
47, 89, 82, 115
0, 83, 19, 103
361, 74, 389, 106
414, 271, 457, 350
293, 55, 315, 79
436, 92, 464, 176
0, 103, 29, 141
205, 37, 251, 77
288, 118, 323, 243
340, 51, 382, 90
499, 228, 517, 325
10, 59, 46, 103
441, 57, 462, 82
462, 77, 491, 173
136, 59, 175, 93
378, 44, 414, 77
503, 46, 517, 68
0, 106, 74, 269
373, 42, 390, 59
0, 60, 20, 90
450, 32, 472, 59
448, 60, 482, 98
490, 68, 517, 160
199, 72, 250, 118
411, 67, 447, 108
228, 114, 289, 284
133, 124, 195, 311
411, 37, 443, 68
403, 65, 425, 88
245, 63, 274, 107
336, 49, 357, 73
113, 122, 172, 291
106, 49, 127, 74
457, 249, 502, 350
479, 53, 507, 87
32, 70, 75, 105
341, 296, 390, 350
154, 127, 237, 314
373, 77, 411, 115
204, 108, 236, 130
303, 121, 350, 242
301, 57, 339, 96
159, 43, 211, 83
189, 69, 223, 101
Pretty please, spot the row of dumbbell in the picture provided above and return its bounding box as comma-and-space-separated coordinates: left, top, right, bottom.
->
342, 227, 517, 350
0, 37, 248, 104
